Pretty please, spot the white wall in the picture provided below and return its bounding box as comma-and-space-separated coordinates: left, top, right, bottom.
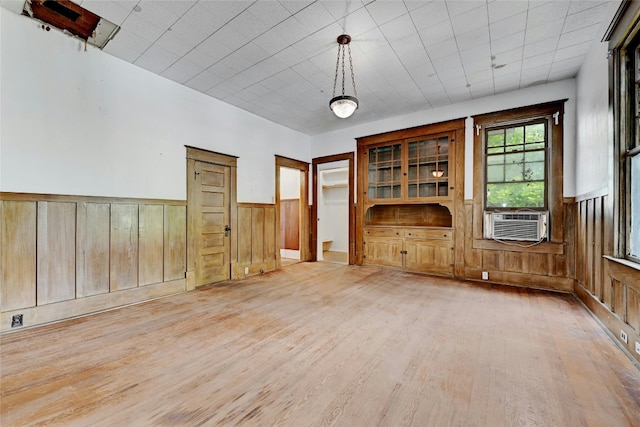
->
280, 167, 300, 200
575, 38, 611, 196
0, 9, 310, 203
311, 80, 577, 198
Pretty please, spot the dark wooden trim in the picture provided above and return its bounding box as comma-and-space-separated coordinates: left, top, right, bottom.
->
573, 187, 609, 203
185, 146, 238, 167
472, 238, 565, 255
237, 202, 276, 208
275, 156, 311, 264
603, 0, 631, 42
472, 100, 568, 124
0, 192, 186, 206
311, 152, 355, 264
356, 118, 465, 145
605, 256, 640, 293
472, 100, 566, 243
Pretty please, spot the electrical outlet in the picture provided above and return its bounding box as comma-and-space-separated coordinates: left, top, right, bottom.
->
11, 314, 23, 328
635, 341, 640, 356
244, 267, 249, 276
482, 271, 489, 280
620, 330, 628, 344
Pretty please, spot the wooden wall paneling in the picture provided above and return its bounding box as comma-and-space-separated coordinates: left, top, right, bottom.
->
463, 202, 482, 269
454, 128, 466, 278
76, 202, 110, 298
110, 204, 139, 291
612, 279, 625, 319
561, 201, 575, 281
503, 251, 524, 272
164, 205, 187, 282
280, 199, 300, 250
139, 204, 164, 286
526, 253, 549, 276
586, 199, 595, 294
37, 202, 76, 305
593, 198, 603, 300
237, 207, 252, 265
264, 207, 276, 264
628, 286, 639, 333
602, 195, 614, 307
482, 250, 501, 271
575, 201, 585, 286
547, 254, 557, 277
0, 201, 37, 311
251, 207, 265, 264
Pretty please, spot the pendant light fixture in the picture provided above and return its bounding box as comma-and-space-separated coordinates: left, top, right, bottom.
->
330, 34, 358, 119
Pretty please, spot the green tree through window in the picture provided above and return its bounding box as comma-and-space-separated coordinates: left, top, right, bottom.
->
485, 121, 547, 208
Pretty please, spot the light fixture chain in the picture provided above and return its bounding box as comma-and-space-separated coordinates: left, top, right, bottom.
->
341, 45, 346, 95
348, 44, 357, 98
333, 45, 341, 98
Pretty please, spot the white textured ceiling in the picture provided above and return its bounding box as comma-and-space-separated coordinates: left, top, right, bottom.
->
6, 0, 616, 135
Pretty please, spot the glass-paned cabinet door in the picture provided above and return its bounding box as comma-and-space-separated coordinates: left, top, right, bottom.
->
407, 135, 450, 198
368, 143, 402, 199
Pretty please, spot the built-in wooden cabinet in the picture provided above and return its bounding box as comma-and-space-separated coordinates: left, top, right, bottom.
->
366, 133, 454, 205
363, 226, 454, 275
356, 119, 465, 276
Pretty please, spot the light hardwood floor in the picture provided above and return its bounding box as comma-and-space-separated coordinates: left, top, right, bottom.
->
2, 263, 639, 426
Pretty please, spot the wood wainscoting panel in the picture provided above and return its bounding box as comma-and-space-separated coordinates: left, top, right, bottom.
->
37, 202, 76, 305
164, 205, 186, 282
76, 203, 110, 298
237, 206, 253, 265
139, 204, 164, 286
0, 201, 37, 311
233, 204, 276, 278
110, 204, 139, 291
264, 207, 276, 263
251, 207, 265, 263
0, 193, 187, 332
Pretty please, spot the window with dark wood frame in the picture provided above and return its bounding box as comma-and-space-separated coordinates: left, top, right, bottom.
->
472, 101, 565, 243
611, 19, 640, 263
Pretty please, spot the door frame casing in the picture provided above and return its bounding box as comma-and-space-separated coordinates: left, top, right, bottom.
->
275, 155, 311, 266
186, 146, 237, 290
311, 152, 355, 264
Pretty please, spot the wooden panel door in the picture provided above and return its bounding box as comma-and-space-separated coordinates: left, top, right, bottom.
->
363, 237, 403, 267
405, 239, 454, 276
195, 161, 231, 285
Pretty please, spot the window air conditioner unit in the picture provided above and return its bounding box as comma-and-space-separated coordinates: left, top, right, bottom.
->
484, 211, 548, 242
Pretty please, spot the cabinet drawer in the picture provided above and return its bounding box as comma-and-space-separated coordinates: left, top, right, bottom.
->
404, 228, 453, 240
364, 228, 402, 237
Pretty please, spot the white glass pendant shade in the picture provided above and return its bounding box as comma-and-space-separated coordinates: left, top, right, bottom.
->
329, 95, 358, 119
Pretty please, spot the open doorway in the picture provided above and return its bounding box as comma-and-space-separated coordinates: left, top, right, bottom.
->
275, 155, 311, 268
312, 152, 355, 264
279, 166, 301, 265
316, 162, 349, 264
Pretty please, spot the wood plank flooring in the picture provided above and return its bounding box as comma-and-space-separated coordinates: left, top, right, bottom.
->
2, 263, 639, 426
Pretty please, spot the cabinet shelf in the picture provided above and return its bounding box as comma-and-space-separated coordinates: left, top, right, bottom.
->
322, 183, 348, 189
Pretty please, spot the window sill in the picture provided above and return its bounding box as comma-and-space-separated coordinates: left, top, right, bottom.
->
604, 256, 640, 292
603, 255, 640, 271
473, 239, 564, 254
